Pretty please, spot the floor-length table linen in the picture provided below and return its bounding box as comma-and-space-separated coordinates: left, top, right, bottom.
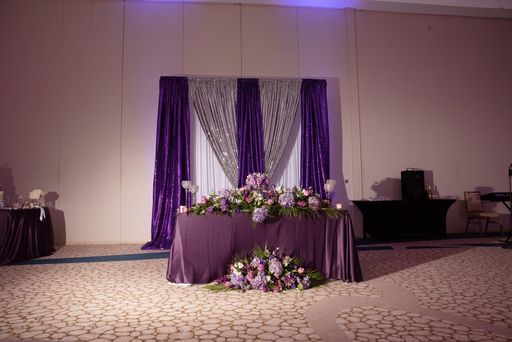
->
0, 208, 54, 265
167, 212, 362, 284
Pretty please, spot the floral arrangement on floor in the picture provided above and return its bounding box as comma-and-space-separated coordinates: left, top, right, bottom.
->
205, 246, 325, 292
186, 172, 343, 223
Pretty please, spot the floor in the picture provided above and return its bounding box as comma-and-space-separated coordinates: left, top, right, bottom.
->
1, 236, 511, 342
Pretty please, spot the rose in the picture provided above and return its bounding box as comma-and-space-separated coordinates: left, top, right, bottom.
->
297, 200, 307, 207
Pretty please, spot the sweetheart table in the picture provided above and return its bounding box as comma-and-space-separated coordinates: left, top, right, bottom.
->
166, 212, 362, 284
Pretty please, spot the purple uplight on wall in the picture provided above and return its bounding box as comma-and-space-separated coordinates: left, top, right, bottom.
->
140, 0, 361, 9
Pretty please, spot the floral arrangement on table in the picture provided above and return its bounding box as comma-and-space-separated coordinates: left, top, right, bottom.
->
205, 246, 325, 292
29, 189, 45, 207
186, 172, 343, 223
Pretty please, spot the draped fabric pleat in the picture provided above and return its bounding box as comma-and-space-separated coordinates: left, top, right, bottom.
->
189, 78, 238, 187
259, 79, 301, 181
300, 79, 330, 199
236, 78, 265, 187
272, 113, 301, 188
142, 77, 190, 250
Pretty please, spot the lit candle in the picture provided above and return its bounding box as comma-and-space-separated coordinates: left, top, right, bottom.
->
179, 205, 188, 213
335, 203, 343, 210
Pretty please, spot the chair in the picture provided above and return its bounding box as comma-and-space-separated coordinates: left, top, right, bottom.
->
464, 191, 503, 234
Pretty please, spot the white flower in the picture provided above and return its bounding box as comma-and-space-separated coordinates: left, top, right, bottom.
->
29, 189, 44, 200
189, 184, 199, 194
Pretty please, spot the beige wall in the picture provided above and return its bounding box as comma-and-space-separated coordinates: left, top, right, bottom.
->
0, 0, 511, 243
355, 11, 512, 231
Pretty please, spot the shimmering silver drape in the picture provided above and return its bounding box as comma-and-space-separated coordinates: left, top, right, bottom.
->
259, 79, 301, 180
189, 78, 238, 187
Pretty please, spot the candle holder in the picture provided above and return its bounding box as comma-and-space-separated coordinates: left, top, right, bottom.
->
323, 179, 336, 207
182, 180, 199, 205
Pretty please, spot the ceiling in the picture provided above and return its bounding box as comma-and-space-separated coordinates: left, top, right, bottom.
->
146, 0, 512, 18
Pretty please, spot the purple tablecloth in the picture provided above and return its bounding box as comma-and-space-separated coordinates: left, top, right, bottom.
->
167, 212, 362, 284
0, 208, 54, 265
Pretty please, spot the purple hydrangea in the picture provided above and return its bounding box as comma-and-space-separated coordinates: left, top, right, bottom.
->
252, 207, 269, 223
278, 191, 295, 208
230, 274, 246, 289
249, 272, 268, 290
268, 258, 283, 277
308, 196, 321, 210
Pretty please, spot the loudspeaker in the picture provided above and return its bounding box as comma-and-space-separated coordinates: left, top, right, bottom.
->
401, 170, 426, 200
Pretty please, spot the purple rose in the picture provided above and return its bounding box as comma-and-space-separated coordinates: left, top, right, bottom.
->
301, 275, 311, 289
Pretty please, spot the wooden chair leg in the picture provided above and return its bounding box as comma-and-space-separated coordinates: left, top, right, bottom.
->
485, 218, 489, 233
466, 219, 470, 233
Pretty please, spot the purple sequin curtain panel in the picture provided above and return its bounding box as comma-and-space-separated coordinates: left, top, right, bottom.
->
236, 78, 265, 187
142, 77, 191, 250
300, 79, 330, 199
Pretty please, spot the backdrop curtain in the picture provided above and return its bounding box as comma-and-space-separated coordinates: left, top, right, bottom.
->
189, 78, 238, 187
259, 79, 301, 180
190, 105, 232, 198
300, 79, 330, 198
272, 113, 301, 188
142, 76, 190, 250
236, 78, 265, 187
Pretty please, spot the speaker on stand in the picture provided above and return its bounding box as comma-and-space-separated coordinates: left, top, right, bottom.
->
401, 170, 427, 201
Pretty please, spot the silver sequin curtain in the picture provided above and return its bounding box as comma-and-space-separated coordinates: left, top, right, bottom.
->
189, 78, 239, 187
259, 79, 301, 180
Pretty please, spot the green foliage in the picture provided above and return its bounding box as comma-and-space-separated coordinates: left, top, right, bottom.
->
203, 283, 232, 292
252, 245, 270, 259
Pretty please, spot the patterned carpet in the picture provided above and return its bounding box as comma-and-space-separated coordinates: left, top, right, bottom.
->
1, 236, 511, 342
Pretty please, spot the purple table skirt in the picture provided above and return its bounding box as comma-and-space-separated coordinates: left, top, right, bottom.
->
167, 212, 362, 284
0, 208, 54, 265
